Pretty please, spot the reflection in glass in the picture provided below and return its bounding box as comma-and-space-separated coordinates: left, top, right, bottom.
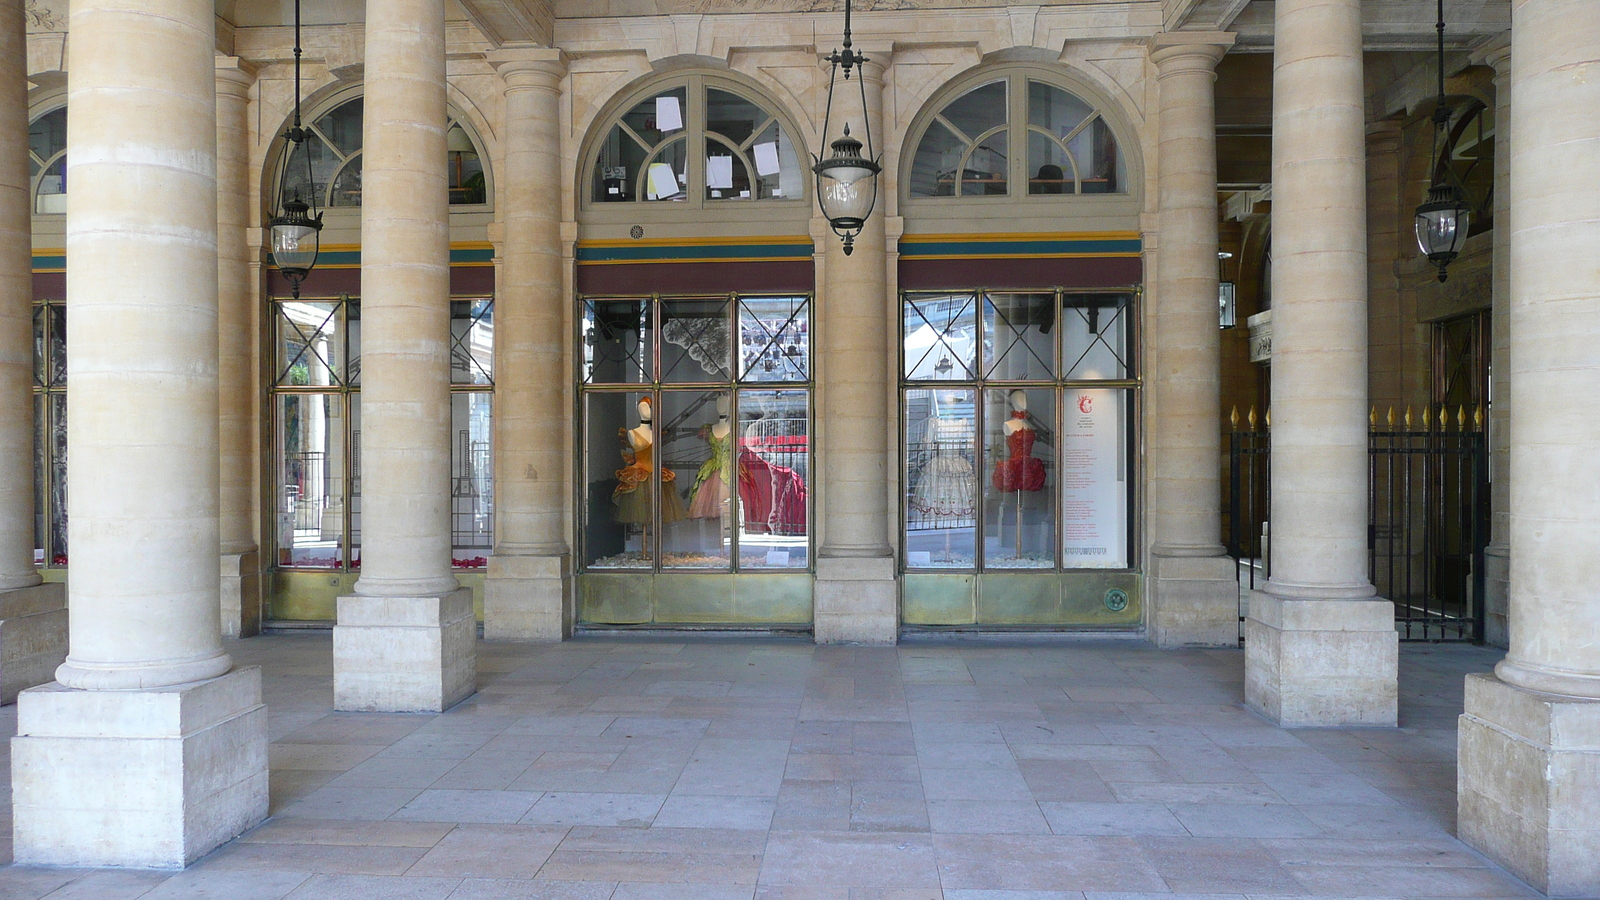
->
348, 395, 361, 567
315, 100, 363, 156
1060, 387, 1130, 568
451, 299, 494, 385
33, 393, 67, 566
660, 391, 732, 569
451, 393, 493, 566
909, 80, 1008, 198
29, 107, 67, 214
277, 301, 345, 386
737, 390, 809, 568
661, 297, 730, 382
281, 132, 340, 208
582, 299, 651, 384
584, 392, 665, 568
984, 388, 1054, 567
593, 88, 690, 203
1062, 293, 1132, 380
904, 388, 976, 568
448, 123, 487, 204
32, 394, 44, 564
984, 292, 1055, 380
739, 296, 809, 382
276, 393, 344, 568
330, 156, 363, 207
904, 293, 978, 380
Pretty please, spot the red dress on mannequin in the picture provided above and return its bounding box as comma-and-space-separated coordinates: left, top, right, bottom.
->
992, 412, 1047, 493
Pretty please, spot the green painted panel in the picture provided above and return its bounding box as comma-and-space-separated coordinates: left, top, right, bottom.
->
580, 573, 653, 624
902, 574, 976, 625
579, 572, 813, 626
977, 573, 1062, 625
732, 573, 813, 624
270, 570, 487, 623
1061, 571, 1142, 627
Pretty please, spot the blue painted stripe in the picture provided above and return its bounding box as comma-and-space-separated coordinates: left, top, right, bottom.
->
577, 243, 811, 263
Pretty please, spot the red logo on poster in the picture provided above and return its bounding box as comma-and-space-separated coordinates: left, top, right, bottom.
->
1078, 395, 1093, 414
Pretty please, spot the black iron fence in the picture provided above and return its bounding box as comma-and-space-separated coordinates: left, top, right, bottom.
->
1226, 405, 1489, 642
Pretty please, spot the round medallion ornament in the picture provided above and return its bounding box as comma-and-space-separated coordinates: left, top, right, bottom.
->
630, 225, 645, 240
1103, 588, 1129, 612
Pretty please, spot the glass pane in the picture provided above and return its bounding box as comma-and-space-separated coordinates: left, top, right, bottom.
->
349, 395, 362, 566
661, 297, 730, 383
904, 292, 978, 380
706, 88, 767, 147
450, 392, 493, 567
329, 156, 363, 207
752, 120, 803, 200
944, 80, 1007, 141
276, 393, 344, 568
447, 123, 487, 205
960, 129, 1007, 196
34, 157, 66, 215
644, 137, 689, 201
983, 389, 1054, 568
585, 391, 654, 568
1061, 387, 1130, 569
904, 388, 976, 568
451, 298, 494, 385
276, 301, 344, 386
739, 296, 809, 383
704, 141, 751, 201
909, 119, 964, 198
983, 292, 1055, 380
660, 390, 732, 570
280, 132, 339, 209
32, 306, 45, 388
1027, 129, 1076, 195
32, 394, 46, 566
1062, 293, 1132, 380
314, 98, 364, 156
46, 304, 65, 387
1071, 117, 1120, 194
582, 298, 651, 384
737, 389, 809, 568
46, 393, 66, 565
29, 108, 66, 164
593, 121, 649, 203
1027, 81, 1094, 139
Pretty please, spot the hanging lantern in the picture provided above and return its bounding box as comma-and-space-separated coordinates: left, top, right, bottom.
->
812, 0, 881, 256
1414, 0, 1470, 283
267, 0, 323, 299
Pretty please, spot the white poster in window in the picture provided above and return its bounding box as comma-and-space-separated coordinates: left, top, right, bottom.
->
647, 163, 679, 200
753, 141, 780, 177
655, 96, 684, 132
1060, 389, 1127, 568
707, 155, 735, 189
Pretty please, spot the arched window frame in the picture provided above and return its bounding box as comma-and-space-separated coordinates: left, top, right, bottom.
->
28, 105, 68, 216
268, 89, 495, 214
580, 72, 810, 215
902, 66, 1136, 206
1432, 98, 1494, 237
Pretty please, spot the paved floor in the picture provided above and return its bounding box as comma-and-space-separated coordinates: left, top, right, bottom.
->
0, 634, 1541, 899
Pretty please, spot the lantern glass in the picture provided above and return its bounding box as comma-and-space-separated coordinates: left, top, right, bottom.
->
271, 221, 320, 275
1415, 204, 1469, 258
819, 173, 874, 223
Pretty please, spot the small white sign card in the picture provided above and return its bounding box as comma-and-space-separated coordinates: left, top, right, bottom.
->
765, 549, 791, 567
753, 141, 781, 177
655, 95, 683, 132
647, 163, 679, 200
907, 551, 933, 567
707, 155, 735, 189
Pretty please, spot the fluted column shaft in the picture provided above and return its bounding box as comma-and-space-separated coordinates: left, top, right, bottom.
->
56, 0, 229, 689
216, 59, 256, 559
1263, 0, 1373, 601
353, 0, 458, 598
1495, 0, 1600, 699
0, 0, 39, 591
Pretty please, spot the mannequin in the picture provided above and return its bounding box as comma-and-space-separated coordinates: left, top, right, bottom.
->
688, 395, 734, 520
613, 397, 686, 555
992, 390, 1046, 557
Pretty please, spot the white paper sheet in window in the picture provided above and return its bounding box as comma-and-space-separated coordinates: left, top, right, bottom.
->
707, 155, 735, 189
647, 163, 679, 199
753, 141, 781, 177
655, 96, 684, 132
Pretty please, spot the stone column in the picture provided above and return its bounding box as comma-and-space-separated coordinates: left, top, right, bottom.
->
1243, 0, 1397, 727
814, 52, 896, 645
1457, 6, 1600, 895
334, 0, 475, 712
483, 47, 569, 642
1364, 120, 1404, 417
10, 0, 267, 867
1479, 40, 1511, 649
0, 0, 66, 701
217, 57, 261, 639
1146, 32, 1237, 649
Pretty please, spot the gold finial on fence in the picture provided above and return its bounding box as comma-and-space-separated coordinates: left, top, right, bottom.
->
1439, 405, 1449, 431
1247, 406, 1257, 429
1387, 406, 1396, 428
1265, 408, 1271, 428
1370, 406, 1377, 428
1474, 405, 1485, 429
1230, 405, 1240, 429
1404, 406, 1413, 429
1423, 405, 1434, 430
1457, 405, 1467, 428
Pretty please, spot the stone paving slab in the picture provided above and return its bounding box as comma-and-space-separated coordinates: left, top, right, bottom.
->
0, 635, 1545, 899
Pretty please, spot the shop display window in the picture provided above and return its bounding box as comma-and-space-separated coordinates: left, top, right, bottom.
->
31, 301, 67, 567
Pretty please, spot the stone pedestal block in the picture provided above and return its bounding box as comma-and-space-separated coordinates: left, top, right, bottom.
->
1482, 545, 1510, 649
1149, 554, 1239, 648
220, 550, 260, 639
0, 583, 66, 704
1244, 593, 1397, 726
814, 557, 897, 645
484, 554, 570, 642
11, 667, 267, 868
334, 588, 476, 712
1458, 673, 1600, 896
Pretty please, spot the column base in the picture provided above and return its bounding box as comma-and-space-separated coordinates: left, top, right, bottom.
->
814, 557, 897, 645
1148, 554, 1239, 648
1459, 673, 1600, 896
1244, 592, 1398, 726
334, 588, 476, 712
220, 550, 261, 639
0, 583, 67, 705
484, 554, 571, 642
11, 666, 267, 868
1483, 544, 1510, 649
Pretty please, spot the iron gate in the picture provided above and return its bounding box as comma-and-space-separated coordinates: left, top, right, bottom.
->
1226, 405, 1489, 641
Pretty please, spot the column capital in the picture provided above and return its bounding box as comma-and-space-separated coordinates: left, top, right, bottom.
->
1365, 118, 1402, 156
1473, 32, 1511, 76
214, 55, 258, 95
488, 45, 566, 91
1148, 31, 1234, 73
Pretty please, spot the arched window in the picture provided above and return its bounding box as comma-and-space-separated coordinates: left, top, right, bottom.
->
1434, 100, 1494, 236
29, 107, 67, 215
278, 96, 490, 209
907, 72, 1126, 199
588, 76, 805, 205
